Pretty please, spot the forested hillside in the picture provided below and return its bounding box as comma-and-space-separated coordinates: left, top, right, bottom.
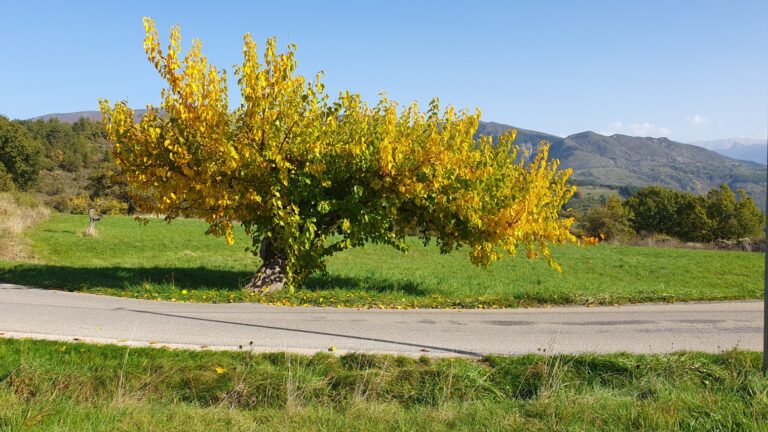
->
0, 115, 128, 214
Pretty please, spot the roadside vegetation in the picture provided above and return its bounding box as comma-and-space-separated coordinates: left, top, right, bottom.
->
0, 213, 762, 308
1, 338, 766, 431
0, 192, 49, 260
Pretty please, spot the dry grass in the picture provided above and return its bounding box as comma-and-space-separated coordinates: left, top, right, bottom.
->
614, 233, 766, 253
0, 193, 50, 260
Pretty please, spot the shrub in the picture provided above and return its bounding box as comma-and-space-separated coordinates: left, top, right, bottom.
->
68, 194, 92, 215
576, 195, 634, 241
0, 165, 16, 192
47, 195, 71, 213
67, 194, 129, 215
94, 196, 129, 215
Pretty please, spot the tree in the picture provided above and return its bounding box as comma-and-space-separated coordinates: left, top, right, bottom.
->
673, 193, 712, 242
99, 18, 579, 293
732, 189, 764, 239
625, 184, 764, 242
0, 116, 45, 190
625, 186, 683, 236
577, 195, 634, 241
706, 184, 764, 240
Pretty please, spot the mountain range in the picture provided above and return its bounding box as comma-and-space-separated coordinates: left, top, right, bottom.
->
31, 112, 768, 209
476, 122, 766, 209
691, 138, 766, 165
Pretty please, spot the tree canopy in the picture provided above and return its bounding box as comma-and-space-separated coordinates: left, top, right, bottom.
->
0, 115, 45, 190
99, 18, 579, 292
624, 184, 764, 242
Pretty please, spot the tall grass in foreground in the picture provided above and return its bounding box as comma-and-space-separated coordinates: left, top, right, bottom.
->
0, 192, 49, 260
0, 339, 767, 431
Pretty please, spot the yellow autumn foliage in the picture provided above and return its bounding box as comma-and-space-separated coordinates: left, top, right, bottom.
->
100, 18, 578, 289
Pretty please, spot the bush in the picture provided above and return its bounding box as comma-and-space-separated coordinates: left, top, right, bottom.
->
47, 195, 71, 213
68, 194, 129, 215
68, 194, 92, 215
94, 196, 129, 215
575, 196, 634, 241
0, 165, 16, 192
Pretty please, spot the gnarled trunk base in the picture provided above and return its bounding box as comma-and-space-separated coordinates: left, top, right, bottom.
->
244, 236, 287, 295
244, 255, 287, 295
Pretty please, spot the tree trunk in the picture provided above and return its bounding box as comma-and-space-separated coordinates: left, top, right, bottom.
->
244, 236, 287, 295
85, 208, 100, 236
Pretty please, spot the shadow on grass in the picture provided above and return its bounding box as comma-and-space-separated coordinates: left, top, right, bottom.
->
0, 263, 431, 296
304, 273, 429, 296
0, 264, 250, 291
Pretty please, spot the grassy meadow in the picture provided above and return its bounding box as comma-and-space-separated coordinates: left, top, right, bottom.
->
1, 338, 767, 431
0, 213, 763, 308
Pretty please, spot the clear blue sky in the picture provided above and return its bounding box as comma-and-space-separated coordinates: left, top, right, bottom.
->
1, 0, 766, 142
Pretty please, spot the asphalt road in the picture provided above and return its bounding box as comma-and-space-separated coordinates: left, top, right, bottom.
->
0, 283, 762, 357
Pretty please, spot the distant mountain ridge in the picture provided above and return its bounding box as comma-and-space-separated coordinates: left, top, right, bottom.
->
30, 111, 768, 209
31, 110, 147, 124
691, 138, 766, 165
476, 122, 766, 209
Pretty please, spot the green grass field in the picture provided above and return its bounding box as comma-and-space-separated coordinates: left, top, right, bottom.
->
0, 213, 763, 308
1, 338, 766, 431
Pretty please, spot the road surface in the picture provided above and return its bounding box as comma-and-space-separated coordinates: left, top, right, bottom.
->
0, 283, 762, 357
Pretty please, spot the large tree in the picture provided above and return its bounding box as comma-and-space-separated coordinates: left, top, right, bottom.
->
100, 18, 579, 293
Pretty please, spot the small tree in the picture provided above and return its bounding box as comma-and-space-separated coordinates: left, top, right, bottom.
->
706, 184, 764, 240
100, 18, 579, 293
577, 195, 634, 241
625, 186, 682, 236
0, 116, 44, 190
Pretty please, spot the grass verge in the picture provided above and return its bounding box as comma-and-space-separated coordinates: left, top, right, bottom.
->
0, 213, 763, 309
0, 338, 766, 431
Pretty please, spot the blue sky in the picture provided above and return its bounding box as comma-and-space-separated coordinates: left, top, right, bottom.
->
1, 0, 766, 142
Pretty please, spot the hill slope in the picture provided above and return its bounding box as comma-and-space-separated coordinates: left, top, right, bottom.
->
31, 110, 147, 123
477, 122, 766, 209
